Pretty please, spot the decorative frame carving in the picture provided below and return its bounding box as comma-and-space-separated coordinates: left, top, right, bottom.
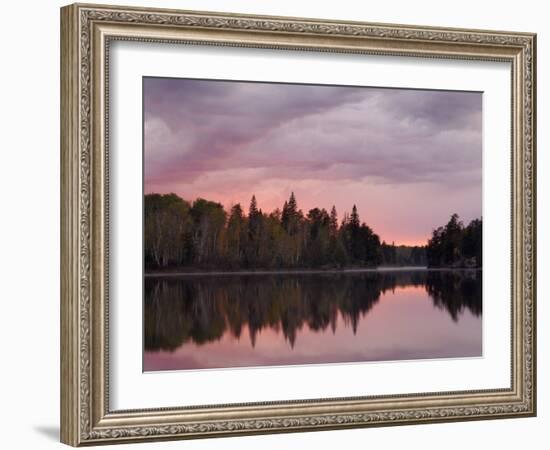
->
60, 3, 536, 446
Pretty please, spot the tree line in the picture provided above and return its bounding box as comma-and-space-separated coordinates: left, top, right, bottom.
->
144, 193, 481, 271
426, 213, 482, 268
145, 192, 388, 270
380, 243, 426, 267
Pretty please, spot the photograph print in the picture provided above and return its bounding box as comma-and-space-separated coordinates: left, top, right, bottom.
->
143, 77, 482, 372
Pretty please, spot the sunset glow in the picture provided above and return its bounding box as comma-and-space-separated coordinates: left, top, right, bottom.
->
144, 77, 482, 245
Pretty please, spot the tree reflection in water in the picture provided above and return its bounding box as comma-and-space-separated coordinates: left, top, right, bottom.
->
144, 270, 481, 353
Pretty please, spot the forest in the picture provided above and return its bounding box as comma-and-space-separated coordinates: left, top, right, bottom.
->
145, 192, 383, 270
426, 213, 482, 268
144, 192, 480, 272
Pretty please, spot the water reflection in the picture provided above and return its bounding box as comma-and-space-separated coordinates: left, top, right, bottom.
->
144, 270, 481, 370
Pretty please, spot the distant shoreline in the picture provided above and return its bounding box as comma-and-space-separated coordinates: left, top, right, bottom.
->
144, 267, 482, 277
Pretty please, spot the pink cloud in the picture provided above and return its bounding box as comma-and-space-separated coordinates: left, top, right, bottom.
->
144, 77, 482, 245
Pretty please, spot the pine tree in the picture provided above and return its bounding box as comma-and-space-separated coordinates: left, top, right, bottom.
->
288, 192, 297, 214
246, 195, 263, 266
342, 205, 361, 264
281, 200, 289, 232
248, 195, 261, 241
226, 203, 246, 267
350, 204, 360, 229
329, 205, 338, 237
282, 192, 299, 235
249, 195, 258, 218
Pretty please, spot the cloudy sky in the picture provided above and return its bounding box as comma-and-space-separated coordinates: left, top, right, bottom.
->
144, 77, 482, 246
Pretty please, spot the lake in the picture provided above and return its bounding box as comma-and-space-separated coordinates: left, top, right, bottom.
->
143, 269, 482, 371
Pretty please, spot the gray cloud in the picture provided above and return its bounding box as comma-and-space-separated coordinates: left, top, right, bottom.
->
144, 77, 481, 198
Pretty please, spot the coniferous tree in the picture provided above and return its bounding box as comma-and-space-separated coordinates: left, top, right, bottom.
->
226, 203, 246, 267
329, 206, 338, 237
249, 195, 258, 217
282, 192, 299, 235
350, 204, 360, 228
288, 192, 297, 214
427, 214, 482, 268
281, 200, 288, 228
246, 195, 263, 266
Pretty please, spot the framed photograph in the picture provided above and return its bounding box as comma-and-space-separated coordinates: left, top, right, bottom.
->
60, 3, 537, 446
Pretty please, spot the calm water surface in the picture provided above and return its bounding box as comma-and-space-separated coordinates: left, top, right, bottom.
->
144, 269, 482, 371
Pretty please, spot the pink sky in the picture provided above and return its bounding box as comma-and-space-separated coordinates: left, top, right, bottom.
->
144, 77, 482, 246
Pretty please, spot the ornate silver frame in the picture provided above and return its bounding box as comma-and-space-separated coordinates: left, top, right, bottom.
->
60, 3, 536, 446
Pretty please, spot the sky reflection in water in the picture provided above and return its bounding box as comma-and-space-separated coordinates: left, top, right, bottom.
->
144, 270, 482, 371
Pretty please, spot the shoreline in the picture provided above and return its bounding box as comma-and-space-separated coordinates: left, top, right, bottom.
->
144, 267, 482, 277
